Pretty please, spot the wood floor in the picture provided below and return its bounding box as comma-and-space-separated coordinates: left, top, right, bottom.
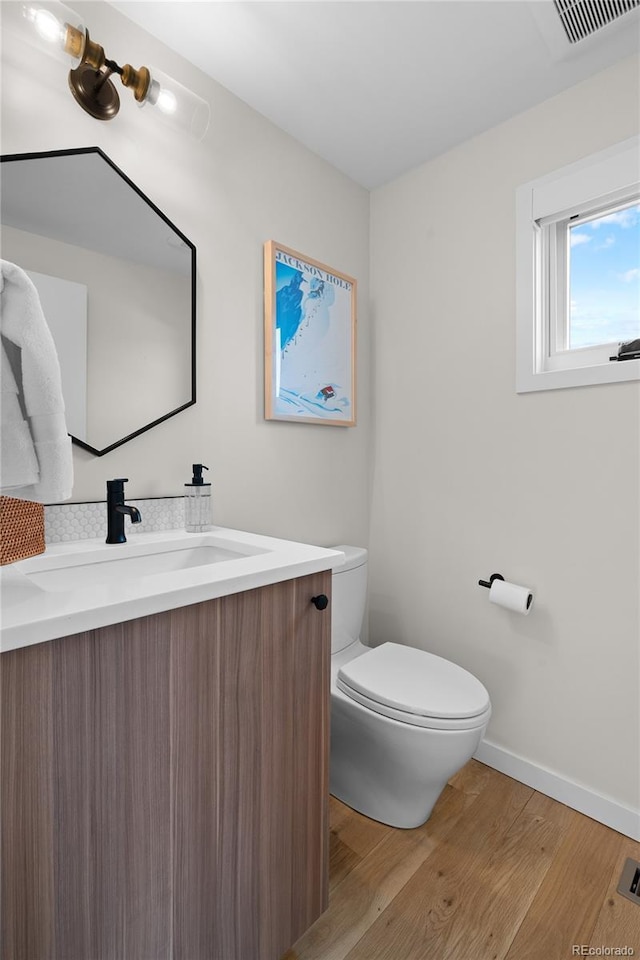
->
283, 760, 640, 960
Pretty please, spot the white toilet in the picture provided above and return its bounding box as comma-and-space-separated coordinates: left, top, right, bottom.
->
330, 545, 491, 829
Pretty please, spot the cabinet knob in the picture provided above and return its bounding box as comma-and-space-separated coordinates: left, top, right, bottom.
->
311, 594, 329, 611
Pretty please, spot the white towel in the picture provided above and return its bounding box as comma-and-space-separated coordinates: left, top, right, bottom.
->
0, 260, 73, 503
1, 342, 40, 488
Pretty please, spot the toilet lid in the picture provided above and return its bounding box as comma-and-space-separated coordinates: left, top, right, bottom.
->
337, 642, 490, 720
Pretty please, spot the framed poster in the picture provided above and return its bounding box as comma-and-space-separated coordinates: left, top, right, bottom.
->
264, 241, 356, 426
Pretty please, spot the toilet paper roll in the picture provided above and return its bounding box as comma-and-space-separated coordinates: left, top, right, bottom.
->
489, 578, 533, 615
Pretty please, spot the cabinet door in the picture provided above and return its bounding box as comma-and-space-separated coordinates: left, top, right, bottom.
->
172, 572, 331, 960
0, 640, 55, 960
256, 571, 331, 959
0, 615, 172, 960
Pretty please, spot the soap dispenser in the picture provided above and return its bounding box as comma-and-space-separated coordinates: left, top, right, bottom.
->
184, 464, 212, 532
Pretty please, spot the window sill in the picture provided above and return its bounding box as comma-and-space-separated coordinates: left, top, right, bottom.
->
516, 356, 640, 393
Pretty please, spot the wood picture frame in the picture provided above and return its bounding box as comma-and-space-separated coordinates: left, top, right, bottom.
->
264, 241, 356, 426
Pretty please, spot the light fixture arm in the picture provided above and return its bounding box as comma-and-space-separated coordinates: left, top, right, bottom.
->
94, 62, 119, 97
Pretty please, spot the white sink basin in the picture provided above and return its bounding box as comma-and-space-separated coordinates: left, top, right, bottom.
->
17, 537, 266, 592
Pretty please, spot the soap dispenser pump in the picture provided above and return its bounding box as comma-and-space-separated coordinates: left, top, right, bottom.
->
184, 463, 212, 533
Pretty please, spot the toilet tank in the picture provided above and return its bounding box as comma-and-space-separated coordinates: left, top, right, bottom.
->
331, 545, 368, 654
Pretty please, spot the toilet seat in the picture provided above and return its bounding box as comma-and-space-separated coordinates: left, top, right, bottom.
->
336, 642, 491, 731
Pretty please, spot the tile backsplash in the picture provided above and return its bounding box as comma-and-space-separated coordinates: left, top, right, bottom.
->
45, 497, 184, 543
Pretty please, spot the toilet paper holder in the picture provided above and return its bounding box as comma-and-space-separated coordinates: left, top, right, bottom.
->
478, 573, 505, 589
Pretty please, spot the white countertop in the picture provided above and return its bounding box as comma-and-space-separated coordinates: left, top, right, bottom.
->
0, 527, 344, 652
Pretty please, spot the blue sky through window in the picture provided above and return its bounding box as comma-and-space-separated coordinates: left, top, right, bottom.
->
568, 201, 640, 349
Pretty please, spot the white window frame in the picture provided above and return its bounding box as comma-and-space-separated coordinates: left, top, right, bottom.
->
516, 136, 640, 393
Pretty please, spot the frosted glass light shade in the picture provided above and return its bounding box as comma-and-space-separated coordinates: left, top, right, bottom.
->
141, 66, 210, 141
20, 0, 86, 66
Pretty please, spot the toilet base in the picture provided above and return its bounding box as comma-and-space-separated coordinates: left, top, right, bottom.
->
329, 783, 444, 830
330, 685, 487, 829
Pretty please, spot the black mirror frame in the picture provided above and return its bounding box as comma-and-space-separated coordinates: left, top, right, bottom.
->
0, 146, 196, 457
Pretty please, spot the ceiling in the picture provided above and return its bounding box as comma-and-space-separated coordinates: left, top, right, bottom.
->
110, 1, 640, 189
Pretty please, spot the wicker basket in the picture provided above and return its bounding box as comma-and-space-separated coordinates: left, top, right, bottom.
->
0, 496, 45, 565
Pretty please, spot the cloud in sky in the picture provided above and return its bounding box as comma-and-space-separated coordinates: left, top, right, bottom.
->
619, 268, 639, 283
570, 231, 591, 247
589, 205, 640, 230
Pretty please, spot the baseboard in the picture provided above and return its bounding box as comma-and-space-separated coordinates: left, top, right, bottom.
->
474, 739, 640, 841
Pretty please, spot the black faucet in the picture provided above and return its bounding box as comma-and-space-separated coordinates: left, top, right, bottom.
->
106, 478, 142, 544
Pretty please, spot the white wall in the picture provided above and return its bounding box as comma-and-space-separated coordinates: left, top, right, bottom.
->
1, 1, 371, 548
369, 55, 640, 816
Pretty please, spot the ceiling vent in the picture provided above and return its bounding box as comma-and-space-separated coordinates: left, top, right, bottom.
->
553, 0, 640, 43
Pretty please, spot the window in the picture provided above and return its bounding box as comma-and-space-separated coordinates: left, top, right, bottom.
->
516, 137, 640, 392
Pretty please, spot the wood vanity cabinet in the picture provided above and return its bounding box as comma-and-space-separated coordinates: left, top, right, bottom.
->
0, 570, 331, 960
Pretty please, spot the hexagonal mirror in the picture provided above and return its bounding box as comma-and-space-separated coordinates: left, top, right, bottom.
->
1, 146, 195, 456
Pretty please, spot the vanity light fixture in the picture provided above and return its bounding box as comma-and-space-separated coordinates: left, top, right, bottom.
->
15, 0, 210, 139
